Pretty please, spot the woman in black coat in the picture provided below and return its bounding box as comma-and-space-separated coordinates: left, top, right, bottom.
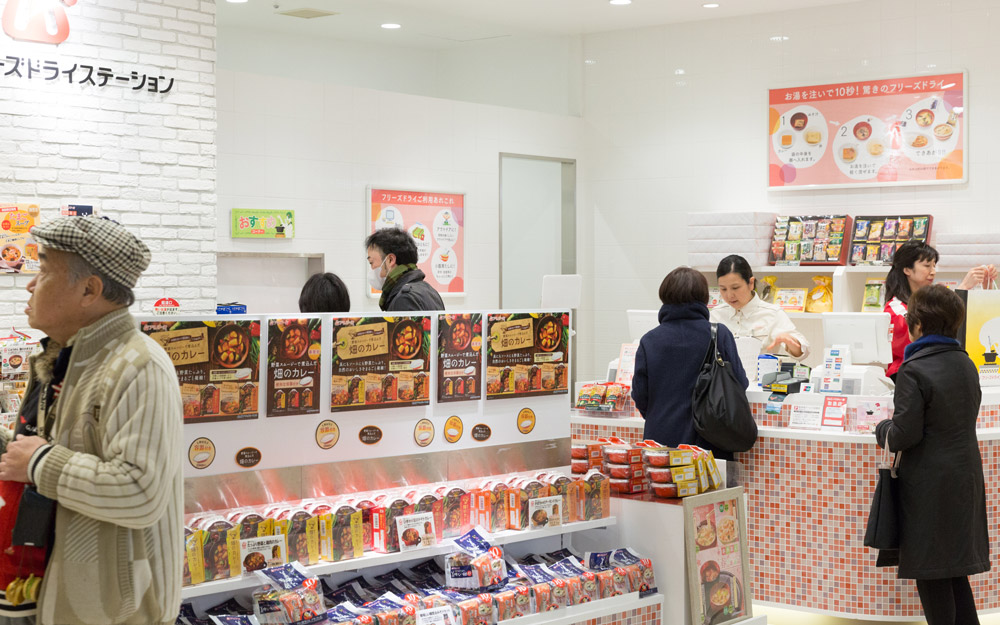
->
631, 267, 748, 460
875, 284, 989, 624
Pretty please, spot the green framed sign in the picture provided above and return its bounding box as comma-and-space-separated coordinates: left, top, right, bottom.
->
231, 209, 295, 239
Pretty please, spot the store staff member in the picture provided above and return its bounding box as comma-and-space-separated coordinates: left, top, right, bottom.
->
366, 228, 444, 312
710, 254, 809, 359
884, 240, 996, 380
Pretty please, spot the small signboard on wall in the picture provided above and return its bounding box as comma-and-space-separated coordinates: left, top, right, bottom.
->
231, 209, 295, 239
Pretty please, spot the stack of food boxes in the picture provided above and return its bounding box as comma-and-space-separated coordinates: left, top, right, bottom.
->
602, 445, 647, 495
641, 443, 723, 498
687, 211, 776, 269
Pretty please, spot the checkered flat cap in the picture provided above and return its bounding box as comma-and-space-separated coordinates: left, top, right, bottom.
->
30, 216, 151, 288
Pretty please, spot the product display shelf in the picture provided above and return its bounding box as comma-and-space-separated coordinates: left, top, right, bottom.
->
496, 592, 660, 625
569, 415, 644, 429
180, 517, 618, 600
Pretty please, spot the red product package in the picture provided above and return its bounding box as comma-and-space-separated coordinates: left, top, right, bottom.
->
549, 578, 571, 609
596, 570, 615, 598
646, 466, 674, 483
605, 463, 645, 480
609, 478, 648, 495
564, 577, 582, 606
494, 590, 518, 621
532, 582, 556, 612
578, 572, 600, 603
611, 567, 631, 596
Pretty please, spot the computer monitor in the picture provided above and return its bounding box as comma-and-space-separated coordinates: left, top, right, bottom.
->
626, 309, 660, 343
822, 312, 892, 366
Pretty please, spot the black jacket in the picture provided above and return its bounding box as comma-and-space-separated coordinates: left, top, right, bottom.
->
875, 342, 990, 579
382, 269, 445, 312
631, 302, 748, 460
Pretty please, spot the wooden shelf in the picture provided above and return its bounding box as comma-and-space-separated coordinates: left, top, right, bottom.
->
180, 518, 618, 600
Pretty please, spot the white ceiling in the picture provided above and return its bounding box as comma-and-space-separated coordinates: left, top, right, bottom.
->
217, 0, 858, 49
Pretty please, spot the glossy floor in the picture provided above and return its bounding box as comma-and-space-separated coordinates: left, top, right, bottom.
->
760, 605, 1000, 624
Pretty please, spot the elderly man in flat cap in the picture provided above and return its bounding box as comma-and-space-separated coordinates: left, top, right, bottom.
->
0, 216, 182, 625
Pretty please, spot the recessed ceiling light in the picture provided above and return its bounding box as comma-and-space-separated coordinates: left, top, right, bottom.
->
769, 35, 789, 42
674, 69, 685, 75
584, 59, 598, 65
702, 3, 720, 8
926, 63, 937, 69
227, 0, 248, 4
609, 0, 632, 5
381, 23, 401, 29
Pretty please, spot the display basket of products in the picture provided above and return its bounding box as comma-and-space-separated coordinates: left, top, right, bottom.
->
768, 215, 852, 265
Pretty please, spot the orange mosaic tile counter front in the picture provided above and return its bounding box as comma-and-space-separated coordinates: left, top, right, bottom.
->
570, 400, 1000, 619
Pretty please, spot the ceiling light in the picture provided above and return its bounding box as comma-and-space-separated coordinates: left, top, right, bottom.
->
769, 35, 789, 42
381, 23, 401, 29
584, 59, 598, 65
227, 0, 248, 4
702, 3, 720, 7
926, 63, 937, 69
609, 0, 632, 5
674, 69, 685, 75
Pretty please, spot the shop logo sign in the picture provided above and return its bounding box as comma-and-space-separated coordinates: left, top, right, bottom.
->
3, 0, 78, 45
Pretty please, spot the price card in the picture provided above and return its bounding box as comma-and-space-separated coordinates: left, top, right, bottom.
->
416, 607, 456, 625
615, 343, 639, 386
821, 396, 848, 430
789, 404, 823, 430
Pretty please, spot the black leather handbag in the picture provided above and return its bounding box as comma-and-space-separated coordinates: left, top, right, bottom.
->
864, 441, 900, 551
691, 324, 757, 453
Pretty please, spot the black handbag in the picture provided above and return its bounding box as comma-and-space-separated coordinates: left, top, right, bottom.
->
864, 441, 900, 551
691, 324, 757, 452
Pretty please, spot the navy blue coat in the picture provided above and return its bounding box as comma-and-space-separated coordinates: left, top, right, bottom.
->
631, 302, 749, 460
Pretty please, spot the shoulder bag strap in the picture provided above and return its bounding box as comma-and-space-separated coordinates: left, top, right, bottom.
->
701, 323, 719, 368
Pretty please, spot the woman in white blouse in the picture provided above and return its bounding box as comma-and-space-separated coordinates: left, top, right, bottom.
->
710, 255, 809, 359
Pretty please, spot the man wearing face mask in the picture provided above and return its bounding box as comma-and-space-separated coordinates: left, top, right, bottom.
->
366, 228, 445, 312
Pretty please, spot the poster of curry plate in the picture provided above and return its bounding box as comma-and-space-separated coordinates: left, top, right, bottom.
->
769, 72, 966, 189
0, 204, 39, 274
437, 313, 482, 403
368, 187, 465, 298
485, 312, 569, 400
141, 320, 260, 423
266, 318, 322, 418
330, 316, 431, 412
685, 488, 752, 625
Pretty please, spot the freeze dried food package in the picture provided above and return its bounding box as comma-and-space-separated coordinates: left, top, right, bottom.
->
252, 562, 327, 625
199, 517, 237, 582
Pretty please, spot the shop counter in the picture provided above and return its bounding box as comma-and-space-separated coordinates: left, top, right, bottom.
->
570, 389, 1000, 619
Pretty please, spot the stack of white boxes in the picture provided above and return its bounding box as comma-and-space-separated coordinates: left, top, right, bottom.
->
687, 212, 777, 269
933, 233, 1000, 269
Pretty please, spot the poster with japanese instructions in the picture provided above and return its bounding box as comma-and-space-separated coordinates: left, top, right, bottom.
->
769, 72, 966, 189
0, 204, 39, 274
266, 318, 322, 417
485, 312, 569, 400
141, 320, 260, 424
437, 313, 482, 403
368, 187, 465, 297
330, 316, 431, 411
685, 487, 752, 625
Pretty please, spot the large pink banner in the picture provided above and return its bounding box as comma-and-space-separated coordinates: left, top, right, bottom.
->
768, 73, 965, 189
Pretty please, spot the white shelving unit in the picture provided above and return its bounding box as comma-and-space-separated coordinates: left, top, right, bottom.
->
495, 592, 662, 625
181, 518, 618, 601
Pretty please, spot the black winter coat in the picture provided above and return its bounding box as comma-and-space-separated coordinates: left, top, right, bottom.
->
382, 269, 445, 312
875, 342, 990, 579
631, 302, 748, 461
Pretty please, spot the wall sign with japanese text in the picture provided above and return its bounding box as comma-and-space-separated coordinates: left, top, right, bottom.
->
266, 318, 321, 418
368, 187, 464, 297
141, 320, 260, 424
437, 313, 482, 403
769, 72, 966, 189
0, 55, 175, 92
330, 316, 431, 411
0, 204, 38, 274
485, 312, 569, 400
231, 209, 295, 239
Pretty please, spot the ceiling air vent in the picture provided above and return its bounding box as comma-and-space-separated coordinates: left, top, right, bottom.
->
278, 8, 339, 19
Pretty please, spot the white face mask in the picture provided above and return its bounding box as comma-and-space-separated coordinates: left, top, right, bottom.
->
367, 257, 388, 291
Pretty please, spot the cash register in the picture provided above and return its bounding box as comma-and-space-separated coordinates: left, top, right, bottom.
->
808, 312, 895, 395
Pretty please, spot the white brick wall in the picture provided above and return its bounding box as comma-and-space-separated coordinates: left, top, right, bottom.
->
0, 0, 217, 329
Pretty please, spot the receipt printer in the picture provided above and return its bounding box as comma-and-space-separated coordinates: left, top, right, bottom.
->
761, 370, 807, 394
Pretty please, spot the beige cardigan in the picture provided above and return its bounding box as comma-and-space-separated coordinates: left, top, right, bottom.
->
1, 309, 183, 625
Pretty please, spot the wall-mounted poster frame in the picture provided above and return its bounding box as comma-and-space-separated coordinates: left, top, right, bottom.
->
367, 186, 465, 299
768, 71, 967, 190
685, 486, 753, 625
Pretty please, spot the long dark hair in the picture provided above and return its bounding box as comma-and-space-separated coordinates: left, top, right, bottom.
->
716, 255, 755, 291
885, 240, 939, 304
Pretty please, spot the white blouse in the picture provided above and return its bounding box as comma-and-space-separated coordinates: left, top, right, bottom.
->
710, 293, 810, 360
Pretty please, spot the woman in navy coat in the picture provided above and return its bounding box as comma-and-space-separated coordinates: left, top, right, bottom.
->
631, 267, 748, 460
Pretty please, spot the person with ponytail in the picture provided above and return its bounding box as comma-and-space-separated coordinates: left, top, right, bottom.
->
884, 240, 996, 380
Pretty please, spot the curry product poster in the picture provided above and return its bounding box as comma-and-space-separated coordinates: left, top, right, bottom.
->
769, 72, 966, 189
330, 316, 431, 412
485, 312, 569, 400
437, 313, 482, 403
141, 320, 260, 423
685, 488, 752, 625
0, 204, 39, 274
368, 187, 465, 297
963, 290, 1000, 387
266, 318, 322, 418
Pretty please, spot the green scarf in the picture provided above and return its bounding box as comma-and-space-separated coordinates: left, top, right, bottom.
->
379, 263, 419, 309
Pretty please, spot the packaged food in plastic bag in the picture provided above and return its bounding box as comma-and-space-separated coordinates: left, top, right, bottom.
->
760, 276, 778, 304
805, 275, 833, 313
252, 562, 328, 625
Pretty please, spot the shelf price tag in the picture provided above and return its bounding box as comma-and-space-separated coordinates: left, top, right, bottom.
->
416, 606, 456, 625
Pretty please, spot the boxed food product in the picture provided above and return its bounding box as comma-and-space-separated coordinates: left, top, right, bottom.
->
274, 508, 319, 566
670, 465, 697, 483
609, 478, 647, 495
345, 496, 378, 552
651, 483, 678, 498
642, 447, 694, 467
602, 446, 642, 465
571, 458, 589, 474
543, 473, 575, 524
436, 486, 470, 538
405, 491, 444, 543
676, 480, 700, 497
198, 517, 240, 582
183, 527, 206, 587
506, 478, 550, 530
318, 503, 363, 562
604, 463, 644, 480
705, 451, 723, 490
227, 510, 272, 540
373, 495, 412, 553
577, 471, 610, 521
645, 466, 673, 483
570, 443, 588, 459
